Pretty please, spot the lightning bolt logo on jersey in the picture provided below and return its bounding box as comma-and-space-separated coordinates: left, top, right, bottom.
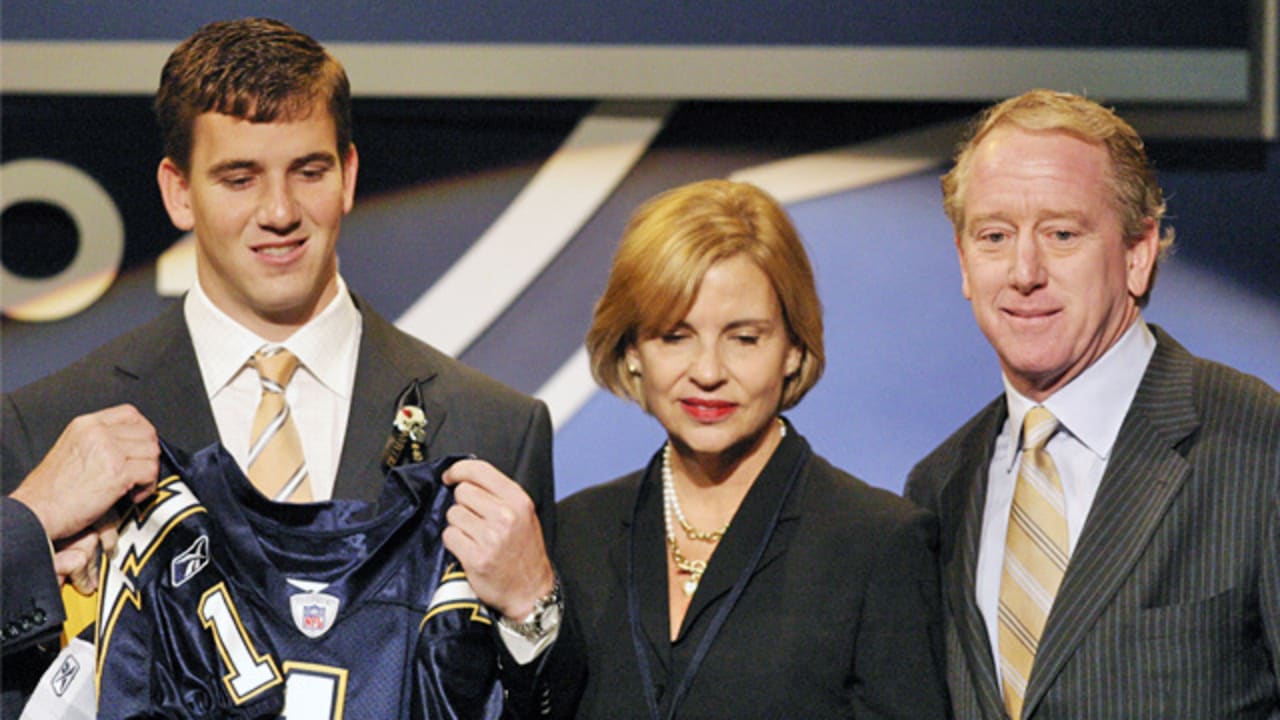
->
95, 441, 503, 719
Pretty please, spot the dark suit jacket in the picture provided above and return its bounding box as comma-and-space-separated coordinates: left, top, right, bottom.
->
1, 295, 557, 715
0, 498, 65, 702
555, 426, 949, 719
905, 326, 1280, 719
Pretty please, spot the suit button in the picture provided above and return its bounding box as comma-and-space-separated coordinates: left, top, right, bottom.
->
20, 618, 33, 631
4, 624, 18, 638
32, 610, 47, 624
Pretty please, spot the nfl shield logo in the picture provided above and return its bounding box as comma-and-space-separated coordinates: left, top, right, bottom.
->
303, 604, 326, 630
290, 591, 341, 638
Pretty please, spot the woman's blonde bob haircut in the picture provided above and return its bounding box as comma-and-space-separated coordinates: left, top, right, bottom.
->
586, 179, 824, 411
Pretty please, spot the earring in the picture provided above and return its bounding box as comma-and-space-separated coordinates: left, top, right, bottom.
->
627, 363, 640, 376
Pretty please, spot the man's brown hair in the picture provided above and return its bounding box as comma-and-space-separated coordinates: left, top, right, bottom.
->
155, 17, 352, 172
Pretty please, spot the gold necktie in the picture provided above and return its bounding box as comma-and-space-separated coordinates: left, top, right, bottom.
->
998, 406, 1066, 719
248, 347, 311, 502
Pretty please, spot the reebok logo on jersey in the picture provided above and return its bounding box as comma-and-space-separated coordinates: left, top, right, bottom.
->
50, 653, 80, 697
171, 535, 210, 587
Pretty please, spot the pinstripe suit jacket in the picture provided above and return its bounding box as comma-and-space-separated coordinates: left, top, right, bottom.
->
906, 326, 1280, 719
1, 294, 559, 716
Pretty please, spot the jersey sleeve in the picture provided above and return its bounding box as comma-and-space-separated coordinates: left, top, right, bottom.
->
411, 563, 503, 720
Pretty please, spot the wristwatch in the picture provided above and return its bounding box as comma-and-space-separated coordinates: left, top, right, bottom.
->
498, 580, 562, 642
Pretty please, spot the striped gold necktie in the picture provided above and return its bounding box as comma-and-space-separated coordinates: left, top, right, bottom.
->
998, 406, 1066, 719
248, 347, 311, 502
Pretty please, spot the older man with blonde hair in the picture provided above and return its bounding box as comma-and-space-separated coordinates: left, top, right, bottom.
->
907, 89, 1280, 719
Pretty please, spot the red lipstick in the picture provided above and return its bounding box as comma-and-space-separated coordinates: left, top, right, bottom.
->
680, 398, 736, 422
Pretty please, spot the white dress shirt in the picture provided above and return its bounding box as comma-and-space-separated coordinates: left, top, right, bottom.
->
976, 319, 1156, 680
184, 276, 361, 501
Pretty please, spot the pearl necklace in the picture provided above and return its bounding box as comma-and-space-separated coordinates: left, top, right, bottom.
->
665, 447, 731, 544
662, 420, 786, 596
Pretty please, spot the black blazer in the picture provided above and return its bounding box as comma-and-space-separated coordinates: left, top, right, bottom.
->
0, 497, 65, 705
555, 425, 949, 719
0, 295, 557, 714
905, 326, 1280, 719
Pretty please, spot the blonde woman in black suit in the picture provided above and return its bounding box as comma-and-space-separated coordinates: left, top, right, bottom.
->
555, 179, 948, 719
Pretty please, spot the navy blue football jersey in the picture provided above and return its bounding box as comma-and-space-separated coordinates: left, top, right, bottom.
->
94, 442, 503, 719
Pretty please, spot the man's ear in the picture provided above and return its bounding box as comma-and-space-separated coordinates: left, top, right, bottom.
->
157, 158, 195, 231
955, 233, 973, 300
1126, 218, 1160, 299
341, 144, 359, 214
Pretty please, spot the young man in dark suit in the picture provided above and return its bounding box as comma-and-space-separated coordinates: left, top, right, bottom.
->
2, 18, 567, 717
906, 89, 1280, 719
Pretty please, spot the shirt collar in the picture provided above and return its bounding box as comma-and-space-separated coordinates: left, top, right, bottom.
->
1002, 318, 1155, 467
184, 275, 361, 398
286, 277, 360, 397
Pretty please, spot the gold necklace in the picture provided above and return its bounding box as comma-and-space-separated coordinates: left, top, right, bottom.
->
667, 536, 706, 597
662, 443, 728, 596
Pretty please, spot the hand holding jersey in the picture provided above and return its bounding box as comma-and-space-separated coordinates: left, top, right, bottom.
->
443, 460, 556, 620
8, 404, 159, 591
442, 460, 561, 665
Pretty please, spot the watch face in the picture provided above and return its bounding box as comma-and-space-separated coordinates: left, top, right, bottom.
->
539, 602, 561, 632
503, 587, 562, 640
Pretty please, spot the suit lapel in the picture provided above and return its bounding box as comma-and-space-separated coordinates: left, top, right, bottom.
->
941, 400, 1009, 720
115, 303, 219, 452
333, 298, 443, 502
628, 457, 675, 672
1022, 328, 1199, 715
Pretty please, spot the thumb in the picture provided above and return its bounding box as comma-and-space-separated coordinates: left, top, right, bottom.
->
54, 533, 101, 594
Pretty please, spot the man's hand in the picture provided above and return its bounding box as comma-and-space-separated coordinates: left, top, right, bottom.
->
9, 404, 159, 543
442, 459, 555, 620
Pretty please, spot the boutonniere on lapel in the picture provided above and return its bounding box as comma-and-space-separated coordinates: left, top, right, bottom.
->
381, 380, 429, 468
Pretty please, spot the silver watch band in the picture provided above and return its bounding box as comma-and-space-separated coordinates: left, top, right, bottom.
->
498, 580, 562, 640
